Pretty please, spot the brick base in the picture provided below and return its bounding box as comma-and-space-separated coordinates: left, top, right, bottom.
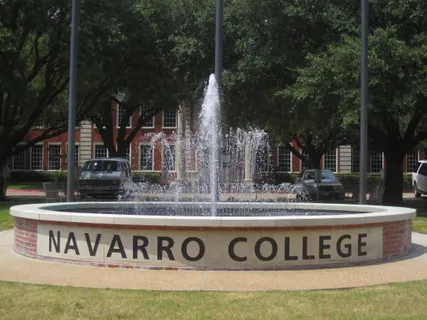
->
14, 217, 38, 258
13, 217, 413, 269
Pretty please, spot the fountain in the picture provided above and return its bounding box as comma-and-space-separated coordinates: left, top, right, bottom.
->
10, 74, 415, 270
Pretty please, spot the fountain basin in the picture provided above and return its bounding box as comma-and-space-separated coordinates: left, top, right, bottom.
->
11, 202, 415, 270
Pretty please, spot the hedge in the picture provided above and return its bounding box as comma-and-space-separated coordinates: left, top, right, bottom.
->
273, 172, 413, 190
131, 172, 161, 184
9, 170, 162, 185
9, 170, 67, 183
9, 170, 413, 190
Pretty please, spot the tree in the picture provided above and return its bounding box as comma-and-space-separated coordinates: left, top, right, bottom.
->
222, 0, 359, 165
291, 26, 427, 205
0, 0, 146, 200
86, 0, 179, 158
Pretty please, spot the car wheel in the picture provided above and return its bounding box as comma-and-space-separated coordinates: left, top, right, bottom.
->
414, 183, 421, 198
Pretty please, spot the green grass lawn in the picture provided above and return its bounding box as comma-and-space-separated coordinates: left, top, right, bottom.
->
0, 197, 427, 319
0, 280, 427, 320
7, 182, 43, 190
0, 203, 14, 231
413, 206, 427, 234
0, 199, 44, 231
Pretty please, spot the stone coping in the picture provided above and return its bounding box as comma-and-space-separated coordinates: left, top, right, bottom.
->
10, 202, 416, 228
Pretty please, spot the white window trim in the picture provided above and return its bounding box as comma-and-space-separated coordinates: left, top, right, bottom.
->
93, 143, 109, 158
162, 143, 176, 172
139, 105, 155, 129
139, 143, 154, 171
406, 150, 420, 167
66, 143, 80, 167
162, 111, 177, 129
47, 143, 62, 171
30, 143, 44, 171
276, 145, 293, 173
322, 148, 338, 173
32, 119, 44, 129
369, 152, 384, 174
142, 116, 155, 129
12, 143, 27, 171
116, 105, 132, 129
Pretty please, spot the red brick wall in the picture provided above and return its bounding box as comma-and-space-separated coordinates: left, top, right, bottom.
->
14, 217, 37, 258
382, 220, 412, 258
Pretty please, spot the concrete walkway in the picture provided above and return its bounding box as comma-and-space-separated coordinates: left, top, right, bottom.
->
1, 229, 427, 291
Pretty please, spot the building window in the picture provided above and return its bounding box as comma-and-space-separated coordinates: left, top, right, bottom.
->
66, 144, 80, 167
300, 149, 309, 171
323, 149, 337, 172
13, 149, 26, 170
163, 111, 177, 128
117, 105, 131, 128
142, 116, 154, 128
352, 147, 360, 173
94, 144, 108, 158
370, 152, 383, 173
162, 144, 176, 171
48, 145, 61, 170
277, 146, 291, 172
32, 118, 44, 129
30, 145, 43, 170
407, 150, 419, 172
140, 105, 155, 128
124, 145, 131, 162
140, 145, 153, 171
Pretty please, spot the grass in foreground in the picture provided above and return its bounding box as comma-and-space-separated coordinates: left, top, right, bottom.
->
0, 204, 13, 231
0, 199, 44, 231
412, 205, 427, 234
1, 281, 427, 320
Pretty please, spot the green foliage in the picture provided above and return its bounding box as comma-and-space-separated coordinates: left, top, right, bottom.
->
9, 171, 67, 183
335, 173, 412, 190
274, 173, 298, 184
131, 172, 161, 185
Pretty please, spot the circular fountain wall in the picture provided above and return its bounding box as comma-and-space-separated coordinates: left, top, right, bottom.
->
11, 202, 415, 270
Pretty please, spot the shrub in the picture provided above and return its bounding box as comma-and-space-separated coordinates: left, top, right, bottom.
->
403, 174, 412, 190
9, 170, 67, 182
132, 172, 161, 184
274, 172, 297, 184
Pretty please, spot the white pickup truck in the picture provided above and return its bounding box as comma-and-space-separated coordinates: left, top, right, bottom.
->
413, 160, 427, 198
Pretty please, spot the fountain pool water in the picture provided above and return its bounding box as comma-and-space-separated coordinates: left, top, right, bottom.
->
10, 74, 416, 269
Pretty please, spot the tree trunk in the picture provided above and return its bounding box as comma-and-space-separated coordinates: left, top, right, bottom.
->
0, 164, 7, 202
116, 142, 130, 158
308, 153, 322, 169
382, 150, 404, 206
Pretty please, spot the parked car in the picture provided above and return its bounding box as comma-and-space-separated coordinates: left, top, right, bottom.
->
295, 169, 345, 200
78, 158, 132, 199
412, 160, 427, 198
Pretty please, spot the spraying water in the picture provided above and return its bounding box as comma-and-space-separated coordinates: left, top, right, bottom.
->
199, 74, 220, 216
117, 75, 310, 216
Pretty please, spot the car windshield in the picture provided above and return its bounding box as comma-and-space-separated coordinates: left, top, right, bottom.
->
82, 160, 119, 172
303, 170, 337, 181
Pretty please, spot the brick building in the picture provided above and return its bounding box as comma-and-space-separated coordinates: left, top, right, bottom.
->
11, 103, 425, 179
